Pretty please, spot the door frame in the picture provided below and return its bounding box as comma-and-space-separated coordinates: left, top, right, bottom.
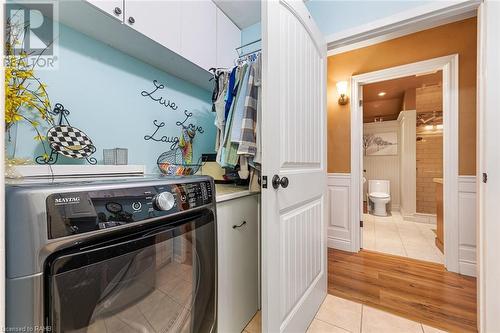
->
350, 55, 460, 272
477, 2, 500, 331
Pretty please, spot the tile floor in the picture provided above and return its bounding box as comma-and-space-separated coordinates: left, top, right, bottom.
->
244, 295, 448, 333
362, 211, 444, 264
310, 295, 447, 333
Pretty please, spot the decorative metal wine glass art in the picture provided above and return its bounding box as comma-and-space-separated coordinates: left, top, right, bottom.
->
36, 103, 97, 165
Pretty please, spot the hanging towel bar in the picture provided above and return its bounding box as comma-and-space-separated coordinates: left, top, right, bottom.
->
235, 38, 262, 51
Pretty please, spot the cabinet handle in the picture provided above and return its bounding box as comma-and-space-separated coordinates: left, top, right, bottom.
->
128, 16, 135, 24
232, 221, 247, 229
113, 7, 122, 15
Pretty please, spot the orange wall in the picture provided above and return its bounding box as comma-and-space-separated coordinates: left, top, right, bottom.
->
327, 17, 477, 175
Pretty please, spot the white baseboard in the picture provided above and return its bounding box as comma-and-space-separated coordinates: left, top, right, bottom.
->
459, 261, 477, 277
327, 238, 352, 252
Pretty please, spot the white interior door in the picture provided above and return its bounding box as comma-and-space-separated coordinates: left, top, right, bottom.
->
478, 1, 500, 331
261, 1, 327, 332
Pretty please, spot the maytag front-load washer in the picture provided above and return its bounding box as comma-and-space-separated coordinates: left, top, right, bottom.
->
6, 175, 217, 333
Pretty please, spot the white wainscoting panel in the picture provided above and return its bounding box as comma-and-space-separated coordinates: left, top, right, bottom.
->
398, 111, 417, 219
364, 121, 400, 211
458, 176, 477, 277
327, 173, 353, 251
326, 173, 477, 275
364, 155, 400, 210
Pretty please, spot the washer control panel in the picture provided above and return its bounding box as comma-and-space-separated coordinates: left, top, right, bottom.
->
46, 181, 213, 239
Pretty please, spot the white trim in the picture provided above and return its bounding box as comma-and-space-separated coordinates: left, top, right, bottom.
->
350, 55, 460, 273
458, 175, 476, 192
477, 3, 486, 330
327, 0, 480, 55
7, 165, 145, 178
327, 173, 350, 181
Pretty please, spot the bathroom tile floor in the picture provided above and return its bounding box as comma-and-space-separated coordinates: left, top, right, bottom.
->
244, 295, 447, 333
309, 295, 447, 333
362, 211, 444, 264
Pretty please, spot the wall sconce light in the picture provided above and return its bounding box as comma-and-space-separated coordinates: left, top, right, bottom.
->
336, 81, 349, 105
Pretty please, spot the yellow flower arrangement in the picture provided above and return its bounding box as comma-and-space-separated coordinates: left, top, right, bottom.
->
5, 14, 54, 162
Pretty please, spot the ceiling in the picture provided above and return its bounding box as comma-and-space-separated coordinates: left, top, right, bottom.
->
363, 71, 442, 123
213, 0, 261, 29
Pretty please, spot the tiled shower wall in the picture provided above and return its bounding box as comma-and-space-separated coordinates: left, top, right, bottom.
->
416, 134, 443, 214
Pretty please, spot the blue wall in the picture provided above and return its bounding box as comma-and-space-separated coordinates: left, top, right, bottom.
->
239, 1, 434, 42
10, 21, 216, 173
240, 22, 262, 56
306, 0, 433, 36
241, 22, 261, 45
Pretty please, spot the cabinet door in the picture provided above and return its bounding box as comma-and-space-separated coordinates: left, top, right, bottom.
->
180, 0, 217, 71
216, 8, 241, 69
86, 0, 124, 22
217, 195, 259, 333
124, 1, 181, 54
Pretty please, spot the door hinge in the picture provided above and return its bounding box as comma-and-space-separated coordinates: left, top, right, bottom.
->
483, 172, 488, 183
360, 220, 363, 228
262, 176, 268, 189
359, 100, 363, 107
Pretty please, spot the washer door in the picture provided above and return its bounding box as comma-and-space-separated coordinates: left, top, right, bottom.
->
45, 210, 216, 333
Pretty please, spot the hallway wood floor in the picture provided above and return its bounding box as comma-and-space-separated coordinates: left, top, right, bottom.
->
328, 249, 477, 332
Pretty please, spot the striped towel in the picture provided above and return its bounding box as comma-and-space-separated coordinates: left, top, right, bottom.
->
237, 59, 259, 156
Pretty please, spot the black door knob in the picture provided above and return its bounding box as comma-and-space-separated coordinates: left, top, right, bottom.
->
272, 175, 290, 189
280, 176, 289, 188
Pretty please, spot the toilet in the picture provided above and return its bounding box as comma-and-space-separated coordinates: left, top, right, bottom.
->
368, 180, 391, 216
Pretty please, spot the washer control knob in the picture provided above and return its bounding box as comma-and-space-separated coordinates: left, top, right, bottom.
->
153, 191, 175, 211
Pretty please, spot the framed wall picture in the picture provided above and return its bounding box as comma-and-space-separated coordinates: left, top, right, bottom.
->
363, 132, 398, 156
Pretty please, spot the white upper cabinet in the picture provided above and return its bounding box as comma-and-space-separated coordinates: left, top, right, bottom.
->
74, 0, 240, 88
86, 0, 124, 21
216, 8, 241, 69
181, 0, 217, 71
124, 1, 182, 54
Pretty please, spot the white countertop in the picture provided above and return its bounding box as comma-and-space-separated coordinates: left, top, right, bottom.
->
215, 184, 260, 203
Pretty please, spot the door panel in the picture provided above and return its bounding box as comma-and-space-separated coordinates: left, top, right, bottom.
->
280, 199, 323, 321
217, 196, 259, 333
262, 0, 327, 332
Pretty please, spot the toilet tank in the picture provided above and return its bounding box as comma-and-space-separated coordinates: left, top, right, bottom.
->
368, 180, 390, 194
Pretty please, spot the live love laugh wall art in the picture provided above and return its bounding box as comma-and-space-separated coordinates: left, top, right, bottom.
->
141, 79, 205, 174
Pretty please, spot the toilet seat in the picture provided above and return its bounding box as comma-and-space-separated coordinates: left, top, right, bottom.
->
369, 192, 390, 199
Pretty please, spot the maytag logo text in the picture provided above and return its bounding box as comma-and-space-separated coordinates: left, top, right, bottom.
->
54, 197, 81, 205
